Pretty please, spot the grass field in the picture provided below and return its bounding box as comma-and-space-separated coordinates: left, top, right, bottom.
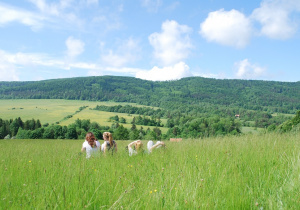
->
0, 99, 168, 133
241, 126, 264, 134
1, 132, 299, 209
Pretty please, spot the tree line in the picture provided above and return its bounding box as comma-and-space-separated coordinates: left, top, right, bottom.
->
0, 116, 242, 140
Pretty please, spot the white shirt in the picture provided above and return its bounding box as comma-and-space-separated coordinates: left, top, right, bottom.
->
82, 140, 101, 158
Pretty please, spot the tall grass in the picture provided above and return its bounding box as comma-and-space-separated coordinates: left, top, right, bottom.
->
1, 132, 299, 209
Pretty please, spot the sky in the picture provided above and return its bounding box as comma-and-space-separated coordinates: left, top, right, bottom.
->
0, 0, 300, 82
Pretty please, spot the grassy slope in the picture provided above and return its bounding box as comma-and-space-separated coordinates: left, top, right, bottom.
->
0, 132, 299, 209
0, 99, 168, 133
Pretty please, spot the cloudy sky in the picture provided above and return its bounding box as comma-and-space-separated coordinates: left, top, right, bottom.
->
0, 0, 300, 82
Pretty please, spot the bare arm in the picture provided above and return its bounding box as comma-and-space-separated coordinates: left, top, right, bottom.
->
127, 141, 136, 149
150, 142, 165, 152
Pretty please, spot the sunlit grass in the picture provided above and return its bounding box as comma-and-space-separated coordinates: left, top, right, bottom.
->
1, 132, 299, 209
0, 99, 168, 132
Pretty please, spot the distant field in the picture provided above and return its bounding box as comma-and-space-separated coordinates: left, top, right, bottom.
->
0, 99, 168, 133
1, 132, 299, 209
241, 126, 264, 134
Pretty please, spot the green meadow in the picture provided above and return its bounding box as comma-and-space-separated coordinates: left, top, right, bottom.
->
0, 99, 168, 133
1, 132, 299, 209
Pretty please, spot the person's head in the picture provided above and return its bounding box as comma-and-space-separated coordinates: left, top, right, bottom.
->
103, 132, 113, 146
86, 132, 96, 148
135, 140, 143, 151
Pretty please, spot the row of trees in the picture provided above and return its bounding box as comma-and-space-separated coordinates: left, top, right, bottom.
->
1, 116, 243, 140
93, 105, 164, 118
0, 118, 163, 140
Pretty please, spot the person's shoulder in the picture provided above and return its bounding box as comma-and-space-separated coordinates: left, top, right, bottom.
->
95, 140, 101, 147
82, 140, 89, 147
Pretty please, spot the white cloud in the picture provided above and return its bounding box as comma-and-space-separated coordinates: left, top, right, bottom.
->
141, 0, 162, 12
136, 62, 192, 81
234, 59, 266, 79
101, 38, 141, 67
166, 1, 180, 11
28, 0, 73, 16
200, 9, 252, 48
28, 0, 84, 28
65, 37, 85, 59
251, 0, 300, 39
0, 49, 67, 81
86, 0, 98, 5
0, 51, 19, 81
0, 4, 44, 30
149, 20, 193, 66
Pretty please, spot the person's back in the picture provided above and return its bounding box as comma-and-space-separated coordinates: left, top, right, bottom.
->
82, 140, 100, 158
102, 132, 117, 154
81, 132, 100, 158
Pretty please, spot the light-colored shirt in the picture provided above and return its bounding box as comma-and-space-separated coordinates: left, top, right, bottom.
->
82, 140, 100, 158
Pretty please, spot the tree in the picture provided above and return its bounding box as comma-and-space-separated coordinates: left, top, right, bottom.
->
43, 126, 54, 139
16, 128, 30, 139
9, 119, 20, 136
65, 125, 78, 139
120, 117, 126, 123
113, 125, 129, 140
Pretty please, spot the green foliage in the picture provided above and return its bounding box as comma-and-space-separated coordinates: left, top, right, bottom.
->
277, 110, 300, 132
0, 76, 299, 114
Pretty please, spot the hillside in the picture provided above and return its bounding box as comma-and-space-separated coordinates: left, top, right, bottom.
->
1, 76, 299, 114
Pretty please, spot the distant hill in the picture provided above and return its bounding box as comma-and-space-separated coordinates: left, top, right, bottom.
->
0, 76, 299, 114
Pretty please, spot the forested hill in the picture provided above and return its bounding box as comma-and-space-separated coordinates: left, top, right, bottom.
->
0, 76, 299, 114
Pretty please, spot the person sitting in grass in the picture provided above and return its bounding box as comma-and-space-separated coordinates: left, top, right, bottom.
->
147, 140, 165, 153
81, 132, 101, 158
102, 132, 117, 154
126, 140, 143, 156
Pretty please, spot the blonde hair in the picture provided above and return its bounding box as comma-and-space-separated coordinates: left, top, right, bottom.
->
103, 132, 114, 147
135, 140, 143, 151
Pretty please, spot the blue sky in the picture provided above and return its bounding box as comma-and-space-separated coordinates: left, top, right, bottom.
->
0, 0, 300, 82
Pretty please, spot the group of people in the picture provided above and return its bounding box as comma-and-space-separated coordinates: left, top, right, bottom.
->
81, 131, 117, 158
81, 132, 165, 158
126, 140, 165, 156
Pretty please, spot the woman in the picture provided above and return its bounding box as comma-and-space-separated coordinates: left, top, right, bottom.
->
126, 140, 143, 156
147, 140, 165, 153
81, 132, 101, 158
102, 132, 117, 153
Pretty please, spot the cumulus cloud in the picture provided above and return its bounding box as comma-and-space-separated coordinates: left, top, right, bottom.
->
65, 37, 85, 59
200, 9, 252, 48
101, 38, 141, 67
234, 59, 266, 79
251, 0, 300, 39
149, 20, 193, 66
0, 4, 44, 30
136, 62, 192, 81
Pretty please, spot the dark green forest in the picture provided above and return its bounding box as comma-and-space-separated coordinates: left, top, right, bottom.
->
0, 76, 299, 139
1, 76, 299, 113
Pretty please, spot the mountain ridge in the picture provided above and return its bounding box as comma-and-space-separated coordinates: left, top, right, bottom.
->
0, 76, 299, 114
